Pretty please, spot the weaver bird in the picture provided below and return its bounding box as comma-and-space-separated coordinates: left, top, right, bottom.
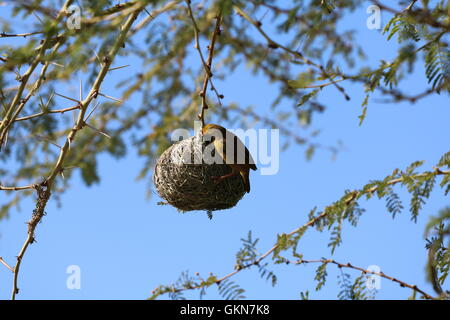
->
202, 124, 257, 193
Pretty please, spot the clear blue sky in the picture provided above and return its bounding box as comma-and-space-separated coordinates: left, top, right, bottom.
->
0, 1, 449, 299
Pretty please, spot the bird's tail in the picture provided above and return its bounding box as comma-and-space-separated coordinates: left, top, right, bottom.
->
240, 170, 250, 193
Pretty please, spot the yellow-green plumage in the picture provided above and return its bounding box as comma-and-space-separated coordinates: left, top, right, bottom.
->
202, 124, 257, 193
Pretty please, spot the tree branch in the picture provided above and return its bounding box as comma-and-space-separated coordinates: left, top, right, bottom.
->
0, 184, 36, 191
0, 257, 14, 272
233, 5, 350, 101
0, 0, 71, 149
291, 258, 435, 300
198, 13, 222, 127
10, 6, 144, 300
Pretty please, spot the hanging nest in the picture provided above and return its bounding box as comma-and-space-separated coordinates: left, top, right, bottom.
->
153, 133, 246, 212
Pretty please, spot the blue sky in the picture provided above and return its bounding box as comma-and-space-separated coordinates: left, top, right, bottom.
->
0, 1, 449, 299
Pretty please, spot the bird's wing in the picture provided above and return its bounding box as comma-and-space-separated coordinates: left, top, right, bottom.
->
215, 132, 256, 169
212, 138, 226, 164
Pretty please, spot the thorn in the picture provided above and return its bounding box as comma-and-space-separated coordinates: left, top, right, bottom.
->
54, 92, 80, 103
50, 62, 65, 68
33, 135, 61, 149
85, 123, 111, 139
93, 50, 102, 65
32, 11, 44, 25
144, 7, 153, 18
46, 92, 55, 107
44, 92, 54, 110
4, 129, 8, 148
98, 92, 122, 103
84, 101, 100, 122
108, 65, 130, 72
79, 80, 83, 101
38, 96, 45, 111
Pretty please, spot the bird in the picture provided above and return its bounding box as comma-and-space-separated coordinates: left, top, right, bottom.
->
201, 123, 257, 193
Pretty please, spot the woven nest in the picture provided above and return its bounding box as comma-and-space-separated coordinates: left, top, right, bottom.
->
153, 133, 246, 212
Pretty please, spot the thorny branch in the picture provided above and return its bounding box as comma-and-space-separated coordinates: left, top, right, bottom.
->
11, 184, 50, 299
7, 5, 144, 300
0, 0, 72, 149
0, 257, 14, 272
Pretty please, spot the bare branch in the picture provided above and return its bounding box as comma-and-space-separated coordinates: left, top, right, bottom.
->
0, 184, 35, 191
0, 257, 14, 272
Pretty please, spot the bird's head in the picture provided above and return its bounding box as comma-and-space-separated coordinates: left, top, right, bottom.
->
201, 123, 226, 147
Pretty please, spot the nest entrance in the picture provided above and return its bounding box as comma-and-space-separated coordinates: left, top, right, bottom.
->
153, 134, 246, 212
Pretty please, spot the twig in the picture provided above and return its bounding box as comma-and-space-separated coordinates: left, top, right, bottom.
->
131, 0, 182, 35
0, 257, 14, 272
185, 1, 224, 127
290, 258, 435, 300
0, 184, 35, 191
0, 31, 43, 38
371, 0, 450, 30
302, 31, 447, 93
9, 105, 81, 122
15, 0, 58, 19
185, 0, 209, 75
233, 5, 350, 100
198, 13, 223, 127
